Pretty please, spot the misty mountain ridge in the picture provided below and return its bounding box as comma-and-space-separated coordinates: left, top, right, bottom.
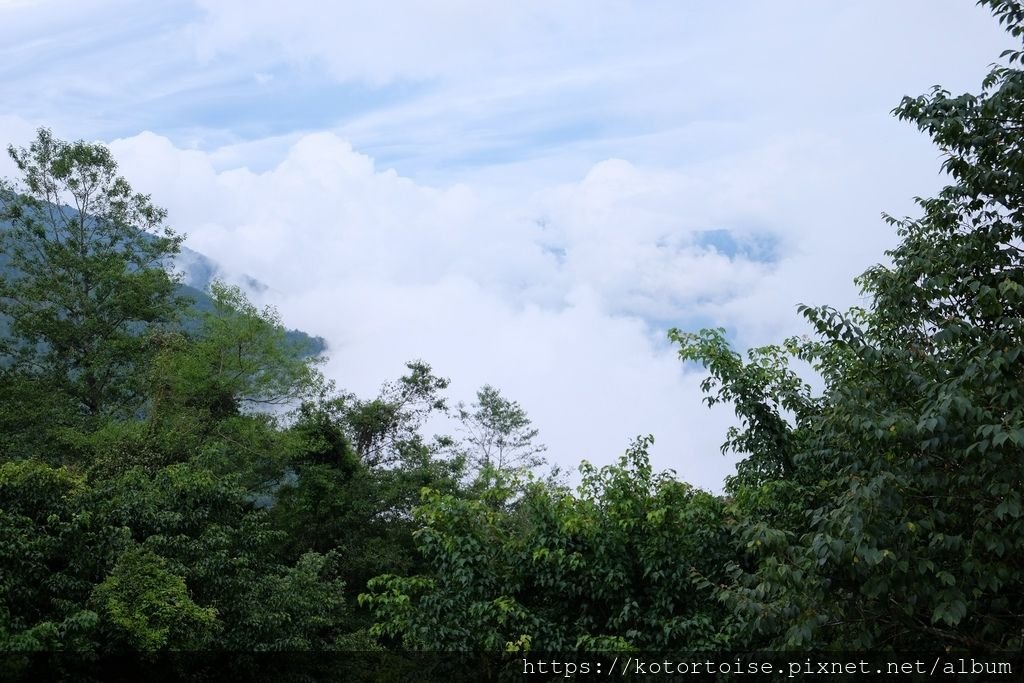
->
0, 202, 326, 356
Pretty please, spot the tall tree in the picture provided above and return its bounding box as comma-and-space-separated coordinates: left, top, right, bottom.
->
673, 0, 1024, 649
148, 281, 325, 423
456, 385, 547, 479
0, 128, 185, 419
342, 360, 451, 467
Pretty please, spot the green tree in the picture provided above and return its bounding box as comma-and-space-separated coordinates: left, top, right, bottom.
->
0, 455, 355, 652
0, 128, 185, 420
90, 546, 219, 651
672, 0, 1024, 649
72, 281, 326, 481
456, 385, 547, 481
92, 462, 350, 651
269, 363, 466, 626
342, 360, 451, 467
0, 459, 116, 651
362, 437, 734, 651
0, 132, 359, 659
146, 281, 325, 431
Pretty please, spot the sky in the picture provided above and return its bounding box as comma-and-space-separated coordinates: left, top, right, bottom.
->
0, 0, 1012, 491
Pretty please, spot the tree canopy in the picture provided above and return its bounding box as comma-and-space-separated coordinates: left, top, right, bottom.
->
0, 129, 185, 419
3, 0, 1024, 676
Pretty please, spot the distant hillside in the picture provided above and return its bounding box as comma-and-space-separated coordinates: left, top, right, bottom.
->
0, 210, 326, 357
173, 244, 326, 356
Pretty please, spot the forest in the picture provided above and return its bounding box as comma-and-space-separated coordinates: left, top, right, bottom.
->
2, 0, 1024, 679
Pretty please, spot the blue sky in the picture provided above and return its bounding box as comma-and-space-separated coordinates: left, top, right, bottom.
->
0, 0, 1012, 489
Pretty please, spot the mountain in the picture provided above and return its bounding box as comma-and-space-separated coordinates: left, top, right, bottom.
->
173, 244, 326, 355
0, 211, 326, 357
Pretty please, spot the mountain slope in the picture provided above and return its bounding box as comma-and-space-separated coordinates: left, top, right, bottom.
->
0, 213, 326, 357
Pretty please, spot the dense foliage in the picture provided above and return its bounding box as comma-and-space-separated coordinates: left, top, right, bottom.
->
1, 0, 1023, 667
362, 0, 1024, 653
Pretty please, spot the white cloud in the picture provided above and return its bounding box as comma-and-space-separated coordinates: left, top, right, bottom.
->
189, 0, 647, 86
180, 0, 1012, 186
4, 0, 1016, 491
104, 88, 979, 491
109, 130, 774, 489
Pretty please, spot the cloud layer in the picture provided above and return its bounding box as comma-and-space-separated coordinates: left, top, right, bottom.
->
108, 131, 763, 488
0, 0, 1015, 489
100, 110, 961, 490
